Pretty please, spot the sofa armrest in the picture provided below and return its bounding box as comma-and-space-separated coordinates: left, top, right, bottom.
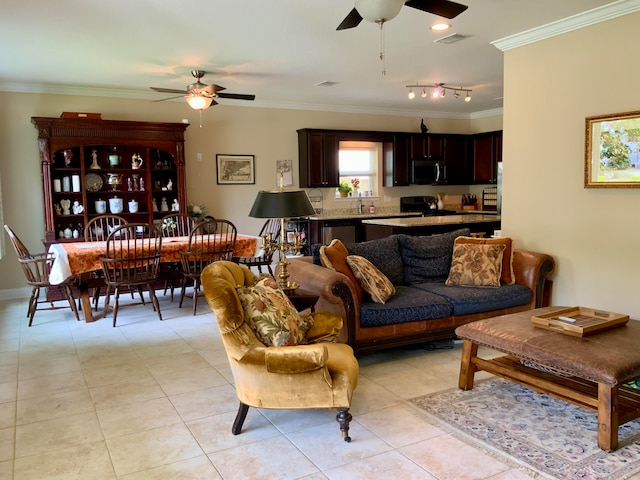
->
512, 250, 555, 308
283, 257, 359, 345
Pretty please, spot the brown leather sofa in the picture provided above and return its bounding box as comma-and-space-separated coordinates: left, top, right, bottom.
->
284, 248, 555, 354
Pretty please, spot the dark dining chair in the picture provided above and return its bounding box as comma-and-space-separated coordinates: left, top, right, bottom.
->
84, 214, 128, 310
100, 223, 162, 327
179, 218, 237, 315
236, 218, 280, 275
4, 224, 80, 326
159, 213, 198, 300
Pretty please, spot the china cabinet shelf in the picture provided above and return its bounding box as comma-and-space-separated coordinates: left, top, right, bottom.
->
32, 117, 189, 243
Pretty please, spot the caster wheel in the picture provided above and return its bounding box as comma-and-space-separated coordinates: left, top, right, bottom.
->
344, 436, 351, 443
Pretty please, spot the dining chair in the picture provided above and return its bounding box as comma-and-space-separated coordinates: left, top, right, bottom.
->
3, 225, 80, 326
159, 213, 197, 300
179, 218, 237, 315
84, 214, 129, 310
100, 222, 163, 327
236, 218, 280, 275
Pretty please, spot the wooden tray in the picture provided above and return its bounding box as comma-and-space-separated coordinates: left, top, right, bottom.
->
531, 306, 629, 337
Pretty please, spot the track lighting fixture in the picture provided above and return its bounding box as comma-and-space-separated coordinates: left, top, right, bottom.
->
406, 83, 472, 102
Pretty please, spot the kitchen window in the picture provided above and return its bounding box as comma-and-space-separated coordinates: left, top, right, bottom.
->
337, 141, 380, 198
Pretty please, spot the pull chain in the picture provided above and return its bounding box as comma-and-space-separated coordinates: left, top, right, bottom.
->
377, 20, 386, 76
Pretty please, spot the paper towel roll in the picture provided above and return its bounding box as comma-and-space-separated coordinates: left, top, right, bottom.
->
72, 175, 81, 192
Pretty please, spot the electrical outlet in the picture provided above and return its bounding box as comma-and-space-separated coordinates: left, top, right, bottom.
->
196, 153, 202, 162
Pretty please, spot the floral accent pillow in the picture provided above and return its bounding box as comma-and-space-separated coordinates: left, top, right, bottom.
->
236, 277, 314, 347
452, 236, 515, 285
445, 243, 506, 288
346, 255, 396, 304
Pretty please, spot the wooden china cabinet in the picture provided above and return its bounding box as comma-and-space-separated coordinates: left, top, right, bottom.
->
32, 117, 189, 244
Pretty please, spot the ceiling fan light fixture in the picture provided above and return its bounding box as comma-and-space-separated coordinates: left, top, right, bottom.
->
185, 93, 213, 110
355, 0, 404, 23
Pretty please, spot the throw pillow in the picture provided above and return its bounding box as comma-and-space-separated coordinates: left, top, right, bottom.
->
445, 243, 506, 288
346, 255, 396, 304
236, 277, 314, 347
319, 239, 363, 301
453, 236, 515, 285
398, 228, 471, 284
345, 235, 404, 285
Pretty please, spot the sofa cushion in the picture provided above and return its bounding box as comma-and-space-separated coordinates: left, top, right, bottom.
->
346, 255, 396, 304
413, 282, 532, 316
445, 243, 506, 288
345, 235, 404, 285
319, 239, 363, 301
359, 286, 453, 327
453, 236, 515, 285
398, 229, 470, 284
236, 278, 314, 347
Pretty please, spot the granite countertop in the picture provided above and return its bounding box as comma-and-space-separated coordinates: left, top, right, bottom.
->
361, 214, 501, 227
306, 211, 422, 221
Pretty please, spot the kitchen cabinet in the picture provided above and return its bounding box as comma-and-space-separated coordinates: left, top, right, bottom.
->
32, 117, 188, 243
442, 135, 469, 184
409, 134, 443, 159
298, 129, 339, 188
471, 130, 502, 183
383, 135, 410, 186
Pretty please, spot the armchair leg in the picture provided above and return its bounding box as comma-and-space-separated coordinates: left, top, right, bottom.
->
336, 408, 352, 442
232, 402, 250, 435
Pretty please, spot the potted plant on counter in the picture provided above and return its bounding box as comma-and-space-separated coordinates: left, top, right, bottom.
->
337, 181, 352, 198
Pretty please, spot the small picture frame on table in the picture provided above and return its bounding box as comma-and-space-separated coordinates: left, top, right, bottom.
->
216, 154, 255, 185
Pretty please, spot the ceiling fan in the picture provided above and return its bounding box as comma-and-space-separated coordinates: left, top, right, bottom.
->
337, 0, 468, 30
150, 70, 256, 111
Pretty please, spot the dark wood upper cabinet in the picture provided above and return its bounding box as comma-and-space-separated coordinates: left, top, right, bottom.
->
298, 129, 339, 188
471, 130, 502, 183
410, 134, 443, 159
442, 135, 468, 184
384, 135, 410, 186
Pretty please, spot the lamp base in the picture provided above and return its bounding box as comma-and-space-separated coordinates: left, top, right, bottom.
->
277, 258, 298, 293
279, 281, 299, 294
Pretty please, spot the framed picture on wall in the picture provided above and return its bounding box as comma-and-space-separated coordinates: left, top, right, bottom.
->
216, 154, 255, 185
585, 110, 640, 188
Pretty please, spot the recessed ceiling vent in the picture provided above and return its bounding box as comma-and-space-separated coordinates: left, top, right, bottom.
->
435, 33, 470, 44
315, 81, 340, 87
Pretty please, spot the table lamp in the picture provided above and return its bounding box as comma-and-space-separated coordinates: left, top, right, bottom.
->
248, 186, 315, 292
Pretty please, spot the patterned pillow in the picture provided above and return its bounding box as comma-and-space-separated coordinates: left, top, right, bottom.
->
452, 236, 515, 285
445, 243, 506, 288
319, 239, 363, 301
346, 255, 396, 304
236, 277, 314, 346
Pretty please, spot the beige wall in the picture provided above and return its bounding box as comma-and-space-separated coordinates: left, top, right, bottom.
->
0, 91, 499, 293
502, 11, 640, 318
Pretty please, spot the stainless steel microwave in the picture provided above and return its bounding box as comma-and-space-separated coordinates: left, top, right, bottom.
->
411, 158, 444, 184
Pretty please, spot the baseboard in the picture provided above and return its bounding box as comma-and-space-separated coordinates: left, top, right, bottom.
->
0, 288, 29, 301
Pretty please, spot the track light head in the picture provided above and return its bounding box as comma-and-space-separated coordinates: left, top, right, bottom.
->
408, 88, 415, 99
405, 83, 472, 103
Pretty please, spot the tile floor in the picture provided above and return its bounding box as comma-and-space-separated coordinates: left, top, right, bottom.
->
0, 291, 536, 480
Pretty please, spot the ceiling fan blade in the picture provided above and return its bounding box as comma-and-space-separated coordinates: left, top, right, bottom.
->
152, 95, 184, 103
405, 0, 468, 19
216, 93, 256, 101
202, 84, 226, 94
150, 86, 188, 94
337, 8, 363, 30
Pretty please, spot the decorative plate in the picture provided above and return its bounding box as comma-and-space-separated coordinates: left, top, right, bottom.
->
85, 173, 103, 192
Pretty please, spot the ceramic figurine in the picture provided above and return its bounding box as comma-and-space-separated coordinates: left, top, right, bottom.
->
72, 201, 84, 215
171, 199, 179, 211
160, 197, 169, 212
152, 198, 158, 212
166, 179, 173, 191
60, 198, 71, 215
89, 149, 101, 169
131, 154, 144, 169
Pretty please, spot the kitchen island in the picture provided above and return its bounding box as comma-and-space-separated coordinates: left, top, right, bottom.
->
362, 214, 501, 240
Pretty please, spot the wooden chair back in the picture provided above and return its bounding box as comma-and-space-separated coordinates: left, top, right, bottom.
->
85, 215, 127, 241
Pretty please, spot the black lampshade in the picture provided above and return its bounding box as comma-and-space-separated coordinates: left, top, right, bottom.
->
249, 190, 316, 219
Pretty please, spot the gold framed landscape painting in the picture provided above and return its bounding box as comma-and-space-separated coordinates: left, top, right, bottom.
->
585, 110, 640, 188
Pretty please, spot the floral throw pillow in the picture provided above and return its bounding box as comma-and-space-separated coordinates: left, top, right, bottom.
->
346, 255, 396, 304
445, 244, 506, 288
236, 277, 314, 347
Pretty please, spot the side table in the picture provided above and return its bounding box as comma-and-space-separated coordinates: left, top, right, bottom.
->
285, 289, 319, 313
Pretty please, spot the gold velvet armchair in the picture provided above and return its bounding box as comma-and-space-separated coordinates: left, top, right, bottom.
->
202, 260, 359, 441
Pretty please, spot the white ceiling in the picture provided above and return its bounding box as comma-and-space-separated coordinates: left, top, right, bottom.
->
0, 0, 626, 117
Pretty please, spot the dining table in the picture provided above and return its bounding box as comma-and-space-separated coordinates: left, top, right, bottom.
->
48, 234, 260, 322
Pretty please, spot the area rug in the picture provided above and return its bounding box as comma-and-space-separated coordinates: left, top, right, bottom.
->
409, 379, 640, 480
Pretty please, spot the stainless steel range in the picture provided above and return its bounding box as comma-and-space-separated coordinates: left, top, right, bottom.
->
400, 196, 458, 216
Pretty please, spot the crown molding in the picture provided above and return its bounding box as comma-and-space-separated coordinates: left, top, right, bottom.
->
0, 81, 502, 120
492, 0, 640, 51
